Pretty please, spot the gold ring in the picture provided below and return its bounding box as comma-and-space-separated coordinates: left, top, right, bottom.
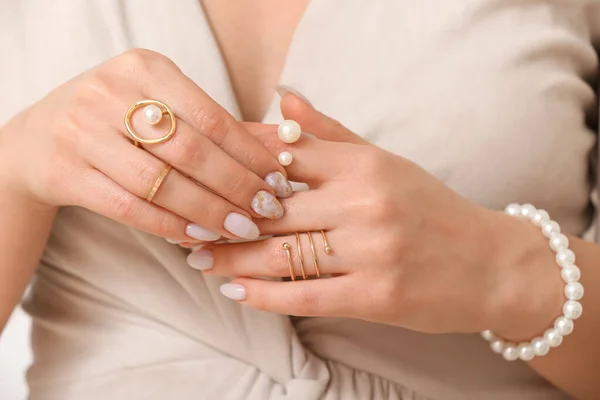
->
125, 100, 177, 145
295, 233, 307, 280
320, 230, 332, 254
307, 231, 321, 278
283, 243, 295, 281
146, 165, 172, 202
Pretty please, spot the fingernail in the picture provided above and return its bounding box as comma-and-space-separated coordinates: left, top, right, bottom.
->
166, 238, 183, 244
265, 171, 293, 198
224, 212, 260, 239
185, 223, 221, 241
276, 84, 312, 106
186, 249, 214, 270
220, 283, 246, 301
251, 190, 284, 219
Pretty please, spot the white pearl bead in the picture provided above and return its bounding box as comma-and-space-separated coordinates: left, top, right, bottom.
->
563, 301, 583, 320
556, 249, 576, 267
502, 343, 519, 361
544, 328, 563, 347
278, 151, 293, 166
565, 282, 584, 300
481, 330, 495, 341
531, 209, 550, 227
541, 220, 560, 238
561, 264, 581, 283
505, 204, 522, 217
518, 343, 535, 361
520, 204, 536, 220
531, 337, 550, 356
549, 233, 569, 252
490, 339, 505, 354
277, 120, 302, 143
554, 316, 574, 336
143, 104, 163, 125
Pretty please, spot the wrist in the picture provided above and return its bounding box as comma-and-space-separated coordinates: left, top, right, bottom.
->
481, 208, 564, 341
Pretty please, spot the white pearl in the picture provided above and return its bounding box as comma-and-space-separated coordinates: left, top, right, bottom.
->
563, 301, 583, 320
564, 282, 584, 300
531, 337, 550, 356
278, 151, 293, 166
531, 209, 550, 227
520, 204, 536, 220
554, 316, 574, 336
277, 120, 302, 143
541, 220, 560, 238
518, 343, 535, 361
549, 233, 569, 252
544, 328, 563, 347
143, 104, 163, 125
505, 204, 522, 217
490, 339, 505, 354
481, 330, 495, 341
502, 343, 519, 361
556, 249, 576, 267
561, 264, 581, 283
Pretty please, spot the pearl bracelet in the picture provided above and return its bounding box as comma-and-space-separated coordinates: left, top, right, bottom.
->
480, 204, 584, 361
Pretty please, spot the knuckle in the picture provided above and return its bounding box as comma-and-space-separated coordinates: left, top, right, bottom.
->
289, 287, 318, 316
223, 172, 250, 201
113, 48, 177, 78
197, 109, 232, 145
171, 132, 206, 166
111, 191, 140, 222
261, 136, 285, 156
152, 211, 179, 238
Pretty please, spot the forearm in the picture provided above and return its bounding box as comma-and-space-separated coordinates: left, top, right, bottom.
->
0, 124, 56, 332
491, 212, 600, 399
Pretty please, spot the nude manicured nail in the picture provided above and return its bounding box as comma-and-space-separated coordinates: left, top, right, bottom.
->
166, 238, 184, 244
220, 283, 246, 301
187, 249, 213, 270
265, 172, 293, 198
276, 84, 312, 106
251, 190, 284, 219
224, 212, 260, 239
185, 223, 221, 241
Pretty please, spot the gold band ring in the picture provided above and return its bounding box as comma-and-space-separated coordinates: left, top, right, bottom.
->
146, 165, 172, 202
125, 100, 177, 146
307, 231, 321, 278
283, 243, 295, 281
295, 232, 307, 280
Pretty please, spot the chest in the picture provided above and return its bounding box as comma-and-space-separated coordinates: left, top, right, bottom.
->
200, 0, 309, 121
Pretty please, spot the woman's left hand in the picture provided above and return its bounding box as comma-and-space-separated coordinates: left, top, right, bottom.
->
191, 94, 564, 339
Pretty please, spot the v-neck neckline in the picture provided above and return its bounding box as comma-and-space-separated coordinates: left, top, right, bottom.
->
184, 0, 321, 123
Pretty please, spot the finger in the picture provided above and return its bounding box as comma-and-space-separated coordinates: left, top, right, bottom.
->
68, 168, 189, 239
125, 116, 286, 219
219, 276, 355, 317
196, 231, 343, 278
278, 89, 369, 145
142, 55, 290, 187
253, 190, 337, 235
241, 122, 352, 185
87, 135, 263, 240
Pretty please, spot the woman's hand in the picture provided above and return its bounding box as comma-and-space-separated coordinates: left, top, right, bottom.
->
193, 93, 564, 339
0, 49, 293, 242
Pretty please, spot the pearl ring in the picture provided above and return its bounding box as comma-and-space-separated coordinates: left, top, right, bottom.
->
125, 99, 177, 146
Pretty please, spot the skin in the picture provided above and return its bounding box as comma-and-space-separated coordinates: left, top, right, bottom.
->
0, 1, 598, 399
200, 94, 600, 399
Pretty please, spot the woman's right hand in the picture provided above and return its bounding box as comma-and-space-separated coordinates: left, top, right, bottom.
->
0, 49, 292, 241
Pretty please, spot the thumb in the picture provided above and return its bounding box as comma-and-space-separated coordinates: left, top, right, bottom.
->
276, 85, 369, 145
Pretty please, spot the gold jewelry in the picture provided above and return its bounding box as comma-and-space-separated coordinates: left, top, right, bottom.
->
283, 243, 295, 281
146, 165, 172, 202
295, 232, 307, 280
125, 100, 177, 146
320, 230, 332, 254
307, 231, 321, 278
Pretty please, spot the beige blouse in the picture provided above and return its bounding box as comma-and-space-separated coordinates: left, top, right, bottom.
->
1, 1, 599, 399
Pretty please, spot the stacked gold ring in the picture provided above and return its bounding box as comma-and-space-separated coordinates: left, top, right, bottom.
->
283, 230, 331, 280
